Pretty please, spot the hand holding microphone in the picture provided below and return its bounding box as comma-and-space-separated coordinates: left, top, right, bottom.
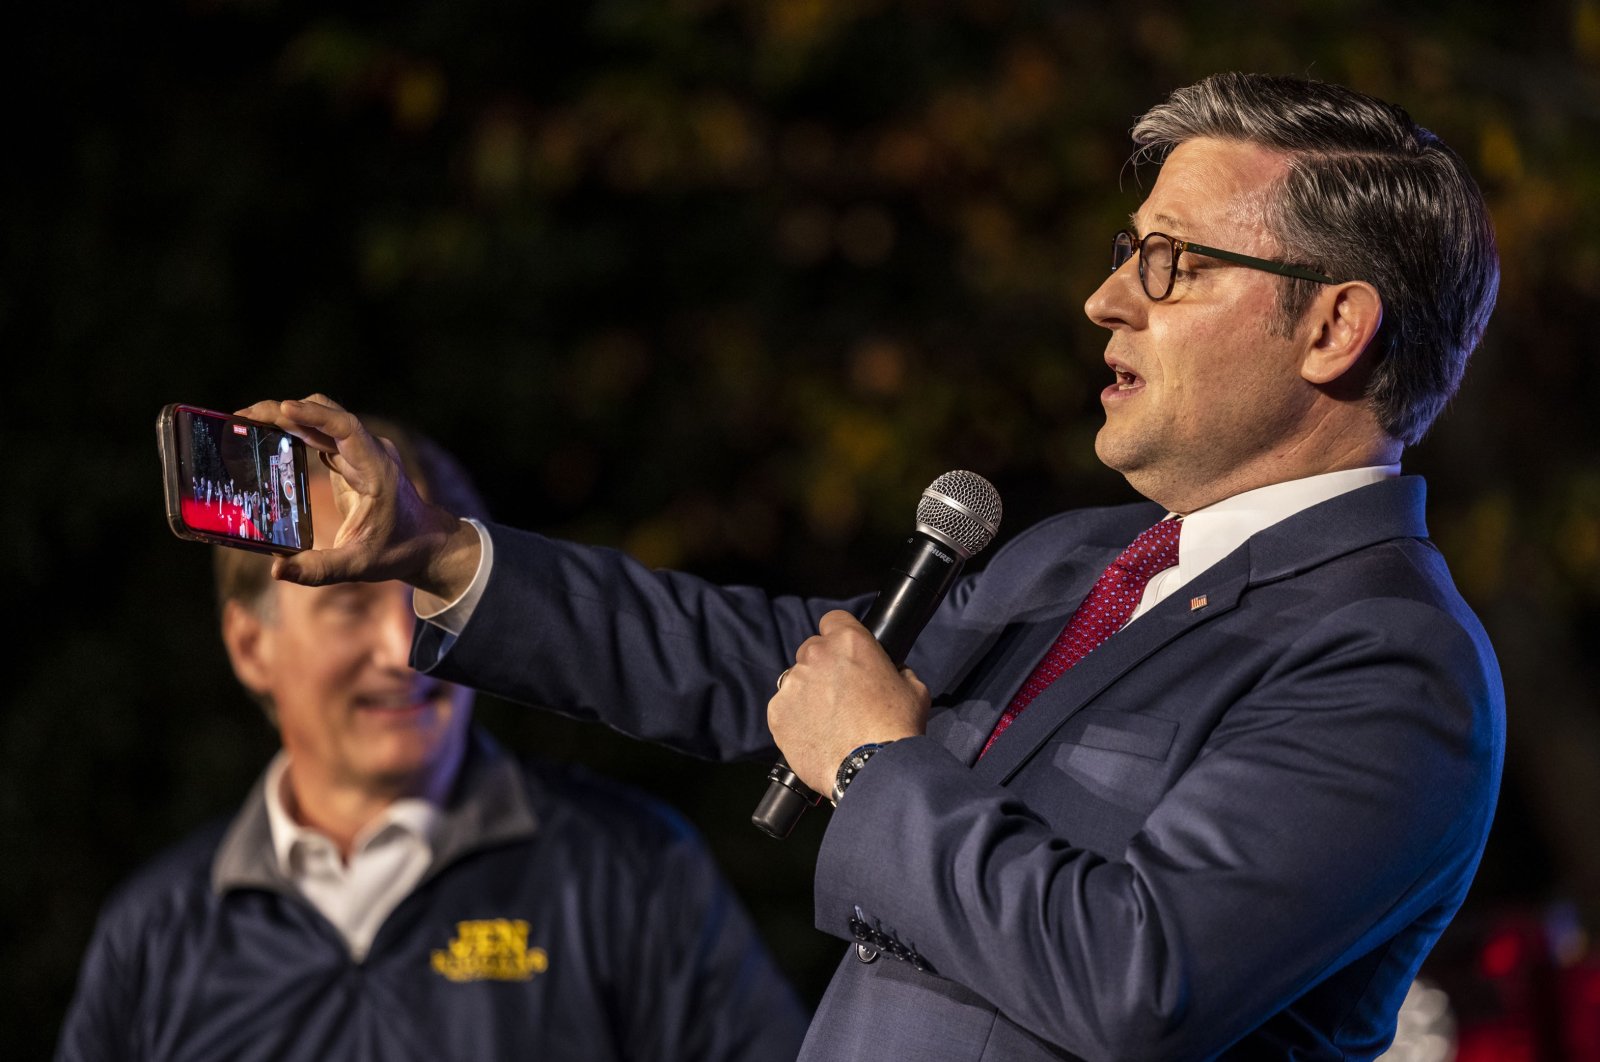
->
753, 471, 1002, 839
765, 611, 933, 799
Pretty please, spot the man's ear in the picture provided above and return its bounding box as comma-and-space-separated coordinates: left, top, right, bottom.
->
1300, 280, 1384, 387
221, 598, 273, 698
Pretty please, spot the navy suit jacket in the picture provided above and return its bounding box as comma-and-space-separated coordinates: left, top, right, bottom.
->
415, 476, 1504, 1061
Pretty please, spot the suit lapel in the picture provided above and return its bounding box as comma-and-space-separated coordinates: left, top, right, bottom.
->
969, 553, 1250, 784
929, 539, 1127, 766
964, 476, 1431, 784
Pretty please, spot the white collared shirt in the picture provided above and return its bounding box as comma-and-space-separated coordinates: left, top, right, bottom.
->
1130, 464, 1400, 623
263, 754, 440, 961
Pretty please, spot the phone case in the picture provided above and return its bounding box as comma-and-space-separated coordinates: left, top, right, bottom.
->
156, 403, 313, 555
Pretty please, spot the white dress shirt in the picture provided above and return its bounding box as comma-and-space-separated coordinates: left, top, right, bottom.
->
414, 518, 493, 638
1131, 464, 1400, 622
263, 754, 440, 961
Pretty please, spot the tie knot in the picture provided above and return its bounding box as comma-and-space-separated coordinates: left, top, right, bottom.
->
1110, 517, 1182, 581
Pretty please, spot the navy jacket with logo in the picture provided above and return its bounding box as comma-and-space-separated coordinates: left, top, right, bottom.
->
56, 731, 808, 1062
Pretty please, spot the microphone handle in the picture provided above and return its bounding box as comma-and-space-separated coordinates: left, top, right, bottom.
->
859, 531, 965, 667
751, 534, 965, 839
751, 758, 822, 838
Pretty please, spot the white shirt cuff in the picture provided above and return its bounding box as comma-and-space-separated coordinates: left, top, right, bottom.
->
413, 517, 492, 637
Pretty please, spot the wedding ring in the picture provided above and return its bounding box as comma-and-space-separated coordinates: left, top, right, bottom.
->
775, 668, 792, 692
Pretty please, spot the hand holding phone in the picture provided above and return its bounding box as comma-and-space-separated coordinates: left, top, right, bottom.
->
157, 404, 313, 555
231, 395, 482, 599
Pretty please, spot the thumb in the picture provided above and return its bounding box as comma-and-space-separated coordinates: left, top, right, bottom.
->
271, 547, 344, 588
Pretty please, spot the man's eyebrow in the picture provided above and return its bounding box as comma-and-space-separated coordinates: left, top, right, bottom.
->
1129, 211, 1185, 235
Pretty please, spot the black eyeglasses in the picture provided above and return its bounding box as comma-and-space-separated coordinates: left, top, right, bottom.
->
1112, 230, 1339, 301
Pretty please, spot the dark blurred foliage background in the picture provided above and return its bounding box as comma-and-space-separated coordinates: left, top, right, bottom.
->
7, 0, 1600, 1056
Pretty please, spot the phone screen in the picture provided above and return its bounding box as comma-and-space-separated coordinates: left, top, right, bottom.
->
159, 404, 311, 553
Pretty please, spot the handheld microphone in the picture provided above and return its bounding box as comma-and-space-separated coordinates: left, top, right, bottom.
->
751, 470, 1003, 839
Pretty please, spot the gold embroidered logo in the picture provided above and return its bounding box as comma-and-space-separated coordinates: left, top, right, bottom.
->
430, 919, 549, 983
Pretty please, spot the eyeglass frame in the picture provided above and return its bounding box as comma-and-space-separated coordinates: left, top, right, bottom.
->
1112, 229, 1340, 301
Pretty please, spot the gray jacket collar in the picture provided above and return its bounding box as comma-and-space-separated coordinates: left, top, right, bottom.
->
212, 728, 538, 896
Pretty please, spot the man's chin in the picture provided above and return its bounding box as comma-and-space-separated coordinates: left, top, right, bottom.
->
349, 751, 448, 795
352, 724, 454, 771
1093, 428, 1143, 478
1095, 433, 1181, 505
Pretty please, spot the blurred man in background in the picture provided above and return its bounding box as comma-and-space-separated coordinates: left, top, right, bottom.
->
56, 418, 807, 1062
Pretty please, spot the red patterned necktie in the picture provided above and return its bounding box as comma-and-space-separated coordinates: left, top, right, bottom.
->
979, 516, 1182, 758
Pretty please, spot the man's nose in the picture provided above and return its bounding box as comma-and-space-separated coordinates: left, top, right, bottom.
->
373, 586, 417, 669
1084, 256, 1147, 330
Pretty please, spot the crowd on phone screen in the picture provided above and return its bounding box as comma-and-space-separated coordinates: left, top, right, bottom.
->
188, 473, 299, 548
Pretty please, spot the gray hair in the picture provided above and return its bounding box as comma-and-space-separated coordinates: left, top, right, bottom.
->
1132, 72, 1500, 446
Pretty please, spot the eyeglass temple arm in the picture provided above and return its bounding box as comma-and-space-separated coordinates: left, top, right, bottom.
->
1180, 240, 1339, 285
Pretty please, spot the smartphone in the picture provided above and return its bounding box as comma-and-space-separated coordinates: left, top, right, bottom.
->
156, 403, 313, 554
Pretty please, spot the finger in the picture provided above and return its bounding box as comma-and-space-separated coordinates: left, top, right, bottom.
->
815, 610, 891, 664
233, 399, 342, 454
272, 541, 363, 587
234, 399, 285, 422
272, 550, 326, 587
280, 398, 365, 447
280, 401, 397, 491
286, 395, 360, 452
791, 631, 828, 667
299, 392, 349, 413
817, 609, 866, 635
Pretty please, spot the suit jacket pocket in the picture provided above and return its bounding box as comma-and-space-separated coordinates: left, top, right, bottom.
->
1031, 709, 1180, 855
1061, 708, 1177, 760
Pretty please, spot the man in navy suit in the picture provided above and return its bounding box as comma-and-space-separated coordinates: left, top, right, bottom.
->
244, 71, 1504, 1059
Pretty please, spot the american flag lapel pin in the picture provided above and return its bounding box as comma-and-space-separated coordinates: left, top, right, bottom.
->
1189, 594, 1208, 611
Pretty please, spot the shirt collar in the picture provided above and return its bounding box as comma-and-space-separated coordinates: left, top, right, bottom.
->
216, 729, 538, 896
262, 752, 445, 874
1172, 465, 1401, 585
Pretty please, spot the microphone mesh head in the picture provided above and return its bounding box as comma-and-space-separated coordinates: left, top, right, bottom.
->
917, 470, 1002, 558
